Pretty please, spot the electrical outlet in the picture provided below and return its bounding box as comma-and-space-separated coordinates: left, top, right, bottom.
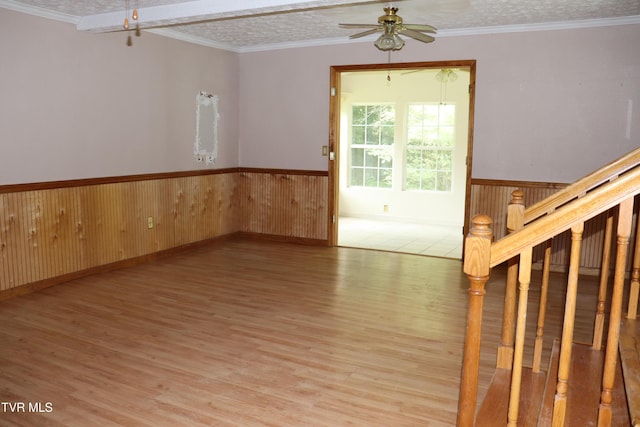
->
147, 216, 154, 229
322, 145, 328, 156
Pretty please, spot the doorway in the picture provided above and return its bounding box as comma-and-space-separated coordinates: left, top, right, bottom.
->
327, 61, 476, 258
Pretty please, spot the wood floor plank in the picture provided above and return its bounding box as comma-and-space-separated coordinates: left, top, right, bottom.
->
0, 238, 604, 426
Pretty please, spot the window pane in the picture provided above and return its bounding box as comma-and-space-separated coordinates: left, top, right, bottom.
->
379, 152, 392, 169
365, 168, 378, 187
349, 103, 395, 189
437, 150, 453, 170
379, 169, 392, 189
406, 172, 420, 190
406, 148, 422, 169
351, 148, 364, 166
366, 126, 380, 145
438, 127, 455, 146
407, 127, 422, 146
367, 106, 380, 124
352, 126, 365, 144
404, 103, 455, 192
365, 150, 379, 167
437, 172, 452, 191
407, 105, 422, 125
422, 170, 436, 189
352, 106, 366, 125
380, 105, 395, 124
381, 126, 395, 145
425, 106, 439, 125
423, 150, 436, 170
351, 168, 363, 186
425, 128, 439, 145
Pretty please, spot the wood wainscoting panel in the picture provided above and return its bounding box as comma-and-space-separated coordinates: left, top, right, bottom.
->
0, 173, 625, 295
0, 173, 240, 295
0, 169, 328, 296
172, 173, 240, 246
469, 180, 566, 241
469, 179, 618, 270
238, 170, 328, 242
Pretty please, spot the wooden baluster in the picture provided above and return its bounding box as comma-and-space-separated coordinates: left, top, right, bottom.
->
498, 257, 518, 370
507, 246, 533, 426
598, 197, 634, 426
627, 209, 640, 320
593, 209, 614, 349
552, 222, 584, 426
497, 190, 524, 369
457, 215, 493, 427
533, 238, 551, 373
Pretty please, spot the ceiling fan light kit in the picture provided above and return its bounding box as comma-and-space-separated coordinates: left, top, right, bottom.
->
374, 29, 405, 51
340, 6, 436, 52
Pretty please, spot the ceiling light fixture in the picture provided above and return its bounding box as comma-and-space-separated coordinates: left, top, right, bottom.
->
341, 6, 436, 53
374, 25, 404, 51
123, 1, 129, 29
435, 68, 458, 83
436, 69, 458, 104
123, 0, 140, 46
374, 7, 404, 51
123, 0, 139, 30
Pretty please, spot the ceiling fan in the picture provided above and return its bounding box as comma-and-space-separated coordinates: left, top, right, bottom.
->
339, 6, 437, 51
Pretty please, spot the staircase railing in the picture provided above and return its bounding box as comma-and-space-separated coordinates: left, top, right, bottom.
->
457, 148, 640, 426
524, 147, 640, 223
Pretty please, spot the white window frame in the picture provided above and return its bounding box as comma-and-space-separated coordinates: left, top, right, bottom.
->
404, 103, 456, 192
348, 103, 395, 189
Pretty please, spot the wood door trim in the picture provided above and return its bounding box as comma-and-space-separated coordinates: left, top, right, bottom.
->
328, 60, 477, 247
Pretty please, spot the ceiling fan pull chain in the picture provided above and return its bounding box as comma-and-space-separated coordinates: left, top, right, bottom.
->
387, 51, 391, 82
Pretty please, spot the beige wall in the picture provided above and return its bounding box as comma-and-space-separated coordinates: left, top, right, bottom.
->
0, 8, 239, 185
1, 6, 639, 187
238, 24, 640, 183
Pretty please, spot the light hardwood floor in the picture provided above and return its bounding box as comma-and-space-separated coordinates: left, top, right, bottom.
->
0, 238, 600, 426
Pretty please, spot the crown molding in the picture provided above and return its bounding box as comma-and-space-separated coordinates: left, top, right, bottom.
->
438, 14, 640, 38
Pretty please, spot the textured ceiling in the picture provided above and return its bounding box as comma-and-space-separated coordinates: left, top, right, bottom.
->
2, 0, 640, 52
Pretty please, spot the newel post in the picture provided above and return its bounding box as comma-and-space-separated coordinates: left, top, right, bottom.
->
457, 215, 493, 427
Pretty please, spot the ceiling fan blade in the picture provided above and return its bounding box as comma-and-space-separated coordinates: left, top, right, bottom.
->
403, 24, 437, 33
400, 28, 435, 43
349, 28, 382, 39
339, 23, 380, 29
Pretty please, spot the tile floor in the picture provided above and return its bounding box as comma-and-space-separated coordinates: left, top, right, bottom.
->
338, 216, 463, 259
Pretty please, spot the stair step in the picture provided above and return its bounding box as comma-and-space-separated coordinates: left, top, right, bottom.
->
475, 367, 546, 426
539, 339, 630, 426
476, 338, 631, 426
620, 318, 640, 427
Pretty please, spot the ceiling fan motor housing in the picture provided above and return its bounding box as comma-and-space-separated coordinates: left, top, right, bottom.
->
379, 7, 403, 26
